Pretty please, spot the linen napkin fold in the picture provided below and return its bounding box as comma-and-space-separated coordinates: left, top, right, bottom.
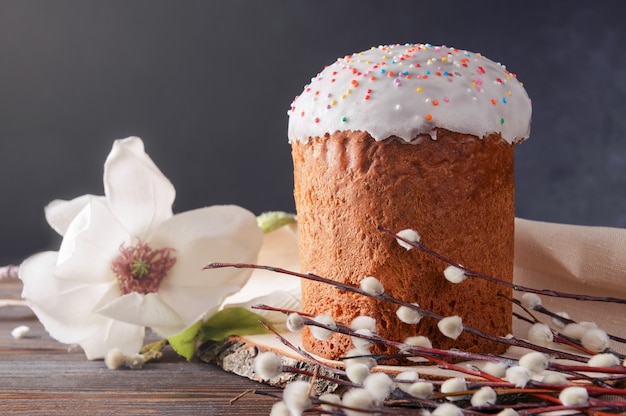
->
513, 218, 626, 353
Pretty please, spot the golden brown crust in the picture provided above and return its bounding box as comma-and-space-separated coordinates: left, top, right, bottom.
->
292, 130, 514, 360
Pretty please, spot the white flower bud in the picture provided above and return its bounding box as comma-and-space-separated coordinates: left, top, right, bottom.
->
11, 325, 30, 339
363, 372, 394, 401
481, 361, 508, 378
396, 304, 423, 324
443, 265, 466, 284
269, 400, 290, 416
520, 293, 541, 309
581, 328, 610, 353
283, 380, 312, 416
342, 388, 377, 416
505, 365, 531, 388
432, 402, 463, 416
351, 328, 374, 350
344, 348, 377, 369
470, 386, 497, 407
518, 351, 549, 374
559, 386, 588, 406
125, 353, 145, 370
350, 315, 377, 332
588, 353, 620, 368
309, 314, 336, 341
541, 372, 568, 385
438, 316, 463, 340
408, 381, 434, 399
286, 313, 304, 332
403, 335, 432, 349
551, 311, 570, 328
318, 393, 341, 412
497, 409, 519, 416
360, 276, 384, 296
394, 371, 419, 393
346, 362, 370, 384
401, 335, 432, 363
528, 323, 553, 346
254, 351, 283, 380
562, 323, 585, 340
440, 377, 468, 401
104, 348, 126, 370
396, 228, 420, 250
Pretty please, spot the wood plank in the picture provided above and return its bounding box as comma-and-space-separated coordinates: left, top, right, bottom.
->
0, 280, 284, 415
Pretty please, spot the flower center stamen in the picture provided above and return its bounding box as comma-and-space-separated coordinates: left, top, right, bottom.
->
111, 241, 176, 295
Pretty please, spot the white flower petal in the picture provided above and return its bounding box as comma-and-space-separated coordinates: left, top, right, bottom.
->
77, 318, 145, 360
44, 194, 102, 236
225, 222, 300, 304
227, 290, 301, 328
19, 251, 122, 345
103, 137, 175, 237
151, 282, 242, 336
55, 197, 130, 284
97, 292, 185, 328
151, 205, 263, 287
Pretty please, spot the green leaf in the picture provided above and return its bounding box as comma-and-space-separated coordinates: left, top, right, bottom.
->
168, 319, 203, 361
256, 211, 296, 234
197, 307, 272, 342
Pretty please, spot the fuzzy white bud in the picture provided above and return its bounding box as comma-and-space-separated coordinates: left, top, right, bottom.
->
360, 276, 384, 296
269, 401, 290, 416
125, 353, 145, 370
541, 372, 568, 385
559, 386, 588, 406
350, 315, 377, 333
396, 304, 423, 324
551, 311, 570, 328
104, 348, 126, 370
402, 335, 432, 363
342, 388, 378, 416
344, 348, 377, 369
581, 328, 610, 352
505, 365, 531, 388
11, 325, 30, 339
497, 409, 520, 416
520, 293, 542, 309
363, 372, 394, 402
309, 314, 336, 341
443, 265, 466, 284
396, 228, 420, 250
438, 316, 463, 340
470, 386, 497, 407
346, 362, 370, 384
254, 351, 283, 380
394, 371, 419, 393
481, 361, 508, 378
588, 353, 620, 367
440, 377, 468, 401
318, 394, 341, 412
518, 351, 549, 374
432, 402, 463, 416
351, 328, 374, 350
528, 323, 553, 346
562, 323, 585, 340
283, 380, 312, 416
286, 313, 305, 332
408, 381, 434, 399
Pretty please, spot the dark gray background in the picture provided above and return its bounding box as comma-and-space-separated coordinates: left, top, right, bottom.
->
1, 0, 625, 264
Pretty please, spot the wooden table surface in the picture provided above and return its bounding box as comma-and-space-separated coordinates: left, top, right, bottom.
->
0, 277, 283, 415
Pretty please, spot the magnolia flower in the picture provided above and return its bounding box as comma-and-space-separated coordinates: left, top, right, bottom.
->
19, 137, 263, 359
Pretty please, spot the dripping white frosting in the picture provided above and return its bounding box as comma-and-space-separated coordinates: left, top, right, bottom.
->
288, 44, 531, 144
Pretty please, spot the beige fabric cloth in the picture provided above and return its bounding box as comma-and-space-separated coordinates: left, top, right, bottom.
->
513, 218, 626, 353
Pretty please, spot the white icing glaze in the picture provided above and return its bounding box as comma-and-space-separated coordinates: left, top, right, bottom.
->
288, 44, 531, 144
